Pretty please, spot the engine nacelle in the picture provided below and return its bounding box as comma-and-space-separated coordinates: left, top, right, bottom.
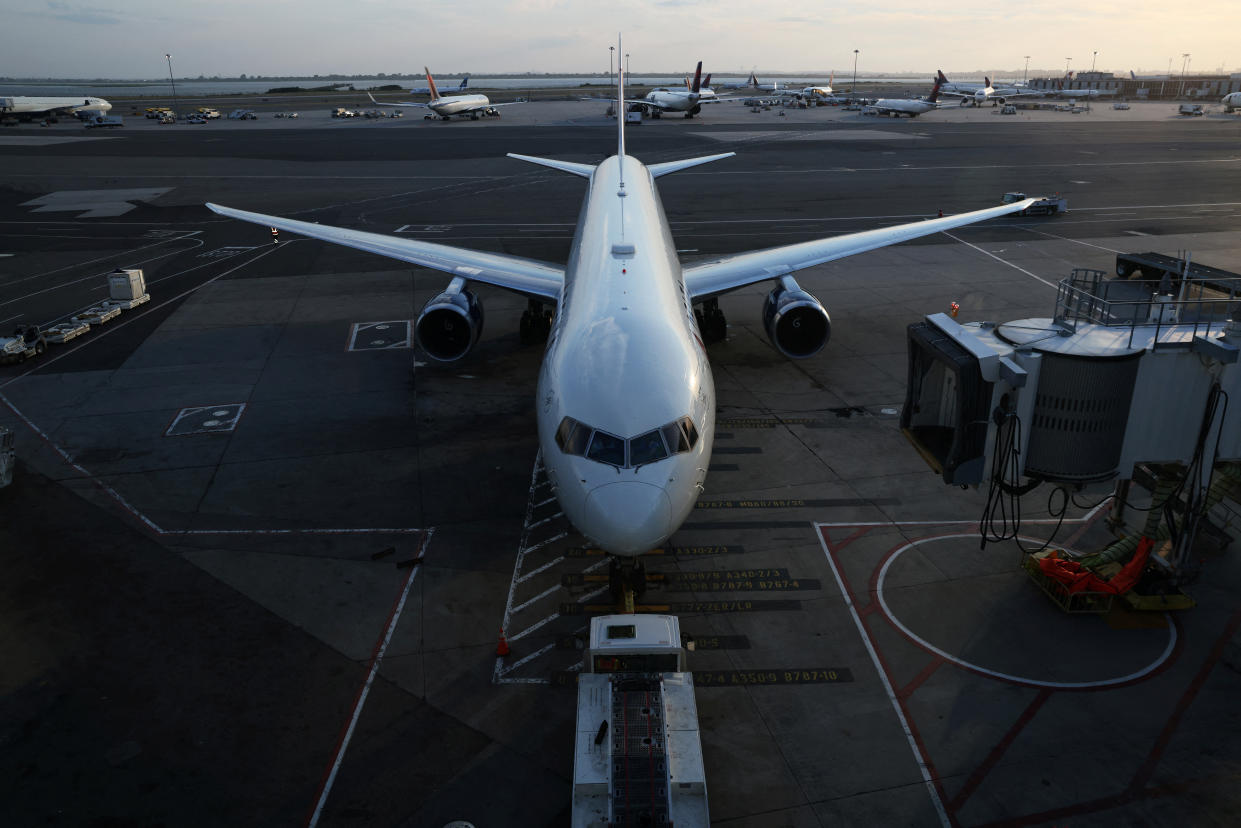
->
415, 276, 484, 361
762, 276, 831, 359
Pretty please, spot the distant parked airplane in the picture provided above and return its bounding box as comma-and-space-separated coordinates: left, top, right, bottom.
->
0, 95, 111, 120
868, 72, 946, 118
937, 71, 1042, 106
368, 68, 521, 121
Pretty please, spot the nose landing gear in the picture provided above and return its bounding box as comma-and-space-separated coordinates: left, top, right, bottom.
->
608, 557, 648, 613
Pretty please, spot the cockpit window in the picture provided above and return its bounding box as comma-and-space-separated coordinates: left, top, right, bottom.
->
556, 415, 699, 468
629, 429, 668, 466
586, 430, 626, 467
556, 417, 592, 455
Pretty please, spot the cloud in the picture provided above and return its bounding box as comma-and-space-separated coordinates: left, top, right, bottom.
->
43, 1, 122, 25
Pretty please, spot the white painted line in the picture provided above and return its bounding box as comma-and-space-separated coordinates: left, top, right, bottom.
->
817, 531, 951, 828
509, 612, 560, 642
511, 584, 561, 615
1018, 226, 1122, 254
939, 231, 1058, 289
175, 527, 424, 536
306, 529, 431, 828
516, 555, 565, 584
874, 534, 1177, 689
498, 640, 558, 675
0, 313, 23, 325
523, 531, 568, 555
534, 496, 557, 508
814, 501, 1110, 529
526, 513, 563, 530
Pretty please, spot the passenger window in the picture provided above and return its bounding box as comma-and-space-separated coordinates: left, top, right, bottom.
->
629, 429, 668, 466
556, 417, 592, 456
586, 430, 626, 467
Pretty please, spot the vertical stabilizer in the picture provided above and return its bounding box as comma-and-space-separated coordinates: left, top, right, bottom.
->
617, 34, 626, 166
424, 67, 441, 102
984, 76, 992, 89
690, 61, 703, 94
703, 73, 712, 89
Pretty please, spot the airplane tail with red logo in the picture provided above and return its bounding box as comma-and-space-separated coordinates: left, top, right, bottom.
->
929, 71, 945, 103
424, 67, 440, 102
689, 61, 703, 94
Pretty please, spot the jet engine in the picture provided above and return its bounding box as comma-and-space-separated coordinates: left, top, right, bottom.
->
415, 276, 484, 361
762, 275, 831, 358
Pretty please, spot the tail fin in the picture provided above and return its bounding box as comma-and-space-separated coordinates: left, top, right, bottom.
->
747, 71, 758, 87
690, 61, 703, 94
984, 76, 992, 88
703, 73, 712, 89
928, 73, 943, 103
1130, 70, 1136, 79
617, 34, 626, 164
829, 71, 835, 87
424, 67, 440, 102
938, 70, 949, 83
458, 76, 469, 91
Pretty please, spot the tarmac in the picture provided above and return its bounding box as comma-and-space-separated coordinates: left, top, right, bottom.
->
1, 96, 1240, 827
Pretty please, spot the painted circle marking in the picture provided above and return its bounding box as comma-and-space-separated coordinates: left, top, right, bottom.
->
876, 533, 1176, 689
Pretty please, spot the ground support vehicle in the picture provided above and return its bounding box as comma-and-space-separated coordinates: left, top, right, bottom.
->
1002, 191, 1068, 215
571, 614, 708, 827
0, 326, 46, 363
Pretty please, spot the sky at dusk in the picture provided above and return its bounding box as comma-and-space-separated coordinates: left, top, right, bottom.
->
5, 0, 1238, 79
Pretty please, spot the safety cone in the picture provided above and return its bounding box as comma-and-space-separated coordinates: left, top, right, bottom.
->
937, 208, 944, 218
496, 629, 511, 657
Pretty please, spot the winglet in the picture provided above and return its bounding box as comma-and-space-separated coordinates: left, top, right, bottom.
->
425, 67, 440, 102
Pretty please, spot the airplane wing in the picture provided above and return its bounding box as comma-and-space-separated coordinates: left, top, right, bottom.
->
682, 199, 1036, 301
205, 203, 564, 302
368, 94, 429, 109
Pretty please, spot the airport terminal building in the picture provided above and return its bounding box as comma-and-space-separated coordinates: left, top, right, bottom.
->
1029, 70, 1241, 99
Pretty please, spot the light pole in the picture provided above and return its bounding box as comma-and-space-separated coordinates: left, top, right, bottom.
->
1180, 53, 1190, 98
625, 53, 629, 77
609, 45, 614, 90
165, 53, 179, 120
852, 49, 859, 96
1023, 55, 1030, 83
1064, 57, 1072, 78
1091, 50, 1097, 73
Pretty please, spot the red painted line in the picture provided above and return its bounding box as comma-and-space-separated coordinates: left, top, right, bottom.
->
304, 530, 429, 827
820, 524, 873, 552
948, 687, 1052, 813
1128, 605, 1241, 793
897, 655, 945, 700
977, 607, 1241, 827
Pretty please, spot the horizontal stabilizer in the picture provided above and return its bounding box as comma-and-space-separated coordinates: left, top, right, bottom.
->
647, 152, 736, 178
506, 153, 595, 178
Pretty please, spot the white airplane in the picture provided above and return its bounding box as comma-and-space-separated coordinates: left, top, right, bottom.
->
868, 73, 946, 118
1223, 91, 1241, 112
937, 71, 1041, 106
632, 62, 709, 117
368, 68, 519, 121
801, 73, 835, 100
716, 72, 760, 90
205, 42, 1034, 577
0, 95, 111, 120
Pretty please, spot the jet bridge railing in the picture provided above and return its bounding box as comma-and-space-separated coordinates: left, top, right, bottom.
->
1054, 269, 1241, 349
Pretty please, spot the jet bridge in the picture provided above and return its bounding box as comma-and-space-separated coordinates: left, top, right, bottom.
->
902, 266, 1241, 579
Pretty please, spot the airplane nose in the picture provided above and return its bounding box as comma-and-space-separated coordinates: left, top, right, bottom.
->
582, 481, 673, 556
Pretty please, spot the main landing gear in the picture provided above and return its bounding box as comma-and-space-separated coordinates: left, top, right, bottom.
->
519, 300, 553, 346
695, 298, 727, 344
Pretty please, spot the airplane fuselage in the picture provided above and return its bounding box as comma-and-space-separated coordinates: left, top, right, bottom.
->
0, 95, 111, 116
644, 88, 700, 113
429, 93, 492, 118
536, 156, 714, 557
